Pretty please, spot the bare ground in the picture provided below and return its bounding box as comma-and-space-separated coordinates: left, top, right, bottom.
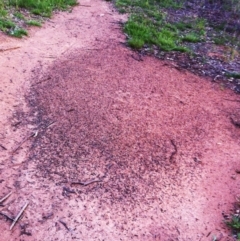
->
0, 0, 240, 240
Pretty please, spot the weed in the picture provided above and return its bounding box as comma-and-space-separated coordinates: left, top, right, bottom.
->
225, 72, 240, 79
116, 0, 210, 52
0, 8, 7, 17
213, 37, 225, 45
182, 33, 201, 43
0, 18, 15, 31
26, 20, 41, 27
0, 0, 77, 37
9, 27, 27, 37
174, 21, 192, 31
8, 0, 77, 17
14, 12, 24, 19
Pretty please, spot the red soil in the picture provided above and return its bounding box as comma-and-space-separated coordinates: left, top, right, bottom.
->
0, 0, 240, 240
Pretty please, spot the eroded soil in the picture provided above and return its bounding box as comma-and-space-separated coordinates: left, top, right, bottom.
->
0, 0, 240, 240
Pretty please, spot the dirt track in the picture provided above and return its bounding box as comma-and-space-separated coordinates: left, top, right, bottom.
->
0, 0, 240, 240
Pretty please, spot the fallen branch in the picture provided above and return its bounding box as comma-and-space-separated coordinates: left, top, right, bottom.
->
71, 179, 102, 186
0, 191, 12, 203
10, 202, 29, 230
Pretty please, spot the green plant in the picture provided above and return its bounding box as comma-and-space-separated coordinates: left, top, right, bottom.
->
26, 20, 41, 26
225, 72, 240, 79
227, 215, 240, 230
9, 27, 27, 38
0, 18, 15, 31
0, 0, 77, 37
14, 12, 24, 19
226, 213, 240, 239
182, 33, 201, 43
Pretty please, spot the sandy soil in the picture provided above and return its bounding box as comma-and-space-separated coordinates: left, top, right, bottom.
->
0, 0, 240, 240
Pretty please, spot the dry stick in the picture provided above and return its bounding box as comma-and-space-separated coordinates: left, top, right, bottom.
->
59, 220, 69, 231
79, 4, 91, 7
0, 191, 12, 203
170, 139, 177, 162
10, 202, 29, 230
0, 144, 7, 150
0, 47, 20, 52
0, 212, 14, 221
71, 179, 102, 186
35, 76, 51, 85
224, 98, 240, 103
12, 133, 35, 154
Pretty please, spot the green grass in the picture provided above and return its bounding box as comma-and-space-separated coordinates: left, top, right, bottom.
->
182, 33, 201, 43
113, 0, 211, 52
26, 20, 41, 27
9, 27, 27, 37
225, 72, 240, 79
8, 0, 77, 17
14, 11, 24, 19
0, 18, 15, 31
227, 215, 240, 239
0, 0, 77, 37
113, 0, 240, 61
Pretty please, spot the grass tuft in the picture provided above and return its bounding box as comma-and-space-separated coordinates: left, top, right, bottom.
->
9, 27, 27, 38
182, 33, 201, 43
0, 0, 77, 37
26, 20, 41, 27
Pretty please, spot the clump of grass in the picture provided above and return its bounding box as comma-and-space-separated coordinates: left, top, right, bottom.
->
9, 27, 27, 37
227, 215, 240, 240
115, 0, 209, 53
182, 33, 201, 43
124, 14, 184, 51
0, 18, 15, 31
26, 20, 41, 27
0, 0, 77, 37
8, 0, 78, 17
14, 11, 24, 19
225, 72, 240, 79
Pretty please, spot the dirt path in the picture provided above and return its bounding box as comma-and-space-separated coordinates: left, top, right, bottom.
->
0, 0, 240, 240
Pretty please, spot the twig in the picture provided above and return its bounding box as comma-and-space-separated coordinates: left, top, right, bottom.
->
0, 144, 7, 150
10, 202, 29, 230
0, 47, 20, 52
61, 42, 76, 56
46, 121, 56, 129
71, 179, 102, 186
223, 98, 240, 103
59, 220, 69, 231
0, 191, 12, 203
35, 76, 51, 85
0, 212, 14, 221
230, 117, 240, 128
79, 4, 91, 7
170, 139, 177, 162
12, 133, 35, 154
